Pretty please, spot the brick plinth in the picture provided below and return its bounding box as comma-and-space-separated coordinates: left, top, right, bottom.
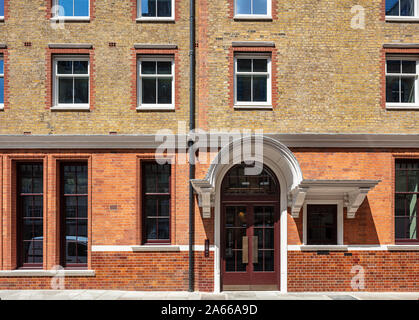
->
288, 251, 419, 292
0, 252, 214, 292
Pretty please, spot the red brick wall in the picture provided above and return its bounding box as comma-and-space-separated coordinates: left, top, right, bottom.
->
0, 252, 214, 292
288, 251, 419, 292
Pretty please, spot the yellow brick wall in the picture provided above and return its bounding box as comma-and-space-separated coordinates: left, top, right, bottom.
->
0, 1, 418, 134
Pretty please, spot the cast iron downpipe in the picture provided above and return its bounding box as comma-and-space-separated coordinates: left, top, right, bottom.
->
188, 0, 196, 292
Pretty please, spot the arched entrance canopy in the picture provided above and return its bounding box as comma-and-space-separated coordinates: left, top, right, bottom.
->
191, 135, 303, 218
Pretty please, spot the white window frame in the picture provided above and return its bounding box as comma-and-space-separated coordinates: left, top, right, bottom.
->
0, 55, 3, 110
234, 0, 272, 20
303, 200, 344, 246
51, 0, 90, 21
385, 55, 419, 110
385, 0, 419, 21
137, 56, 175, 110
137, 0, 175, 21
234, 55, 272, 109
52, 55, 90, 110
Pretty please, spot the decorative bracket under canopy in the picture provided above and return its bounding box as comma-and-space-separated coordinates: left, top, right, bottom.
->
288, 180, 380, 219
190, 179, 215, 218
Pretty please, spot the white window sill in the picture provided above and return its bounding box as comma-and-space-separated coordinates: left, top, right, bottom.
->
0, 17, 4, 22
136, 17, 175, 22
50, 17, 90, 22
386, 104, 419, 110
300, 245, 348, 251
137, 106, 175, 111
387, 245, 419, 251
0, 270, 95, 277
132, 245, 180, 252
234, 15, 272, 21
234, 104, 273, 110
385, 16, 419, 22
0, 104, 4, 110
51, 105, 90, 111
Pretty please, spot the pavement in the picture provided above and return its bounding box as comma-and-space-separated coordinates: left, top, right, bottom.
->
0, 290, 418, 300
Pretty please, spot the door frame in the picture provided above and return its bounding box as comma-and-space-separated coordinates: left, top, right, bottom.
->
214, 160, 288, 293
220, 201, 280, 291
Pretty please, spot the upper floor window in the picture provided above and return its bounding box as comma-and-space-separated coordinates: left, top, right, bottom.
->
17, 163, 44, 268
395, 159, 419, 243
386, 57, 419, 109
386, 0, 419, 19
137, 56, 174, 110
0, 56, 4, 109
0, 0, 4, 19
138, 0, 174, 20
235, 0, 271, 18
53, 56, 90, 110
142, 162, 171, 244
234, 55, 271, 108
53, 0, 90, 19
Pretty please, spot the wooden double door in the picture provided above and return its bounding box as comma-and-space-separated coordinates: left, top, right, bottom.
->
221, 202, 280, 291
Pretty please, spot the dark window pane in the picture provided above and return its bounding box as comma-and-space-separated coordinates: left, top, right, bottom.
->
73, 61, 88, 74
157, 164, 170, 193
237, 75, 251, 102
386, 76, 400, 103
401, 77, 415, 103
386, 0, 399, 16
66, 219, 77, 237
307, 205, 337, 245
157, 61, 171, 74
253, 0, 267, 14
57, 61, 73, 74
407, 170, 419, 192
141, 61, 156, 74
58, 78, 73, 104
157, 0, 171, 17
236, 0, 251, 14
144, 164, 157, 193
158, 218, 169, 239
145, 198, 157, 217
142, 78, 157, 104
157, 78, 172, 104
396, 170, 407, 192
264, 250, 274, 271
78, 219, 88, 238
387, 60, 401, 73
253, 76, 267, 102
237, 59, 252, 72
23, 219, 43, 240
76, 165, 88, 194
159, 198, 170, 217
253, 59, 267, 72
74, 78, 89, 104
395, 194, 406, 217
78, 197, 88, 218
65, 197, 77, 218
142, 0, 157, 17
400, 0, 414, 16
402, 61, 416, 74
64, 166, 76, 194
146, 218, 157, 239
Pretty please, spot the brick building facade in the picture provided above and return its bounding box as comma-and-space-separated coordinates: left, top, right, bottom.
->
0, 0, 418, 292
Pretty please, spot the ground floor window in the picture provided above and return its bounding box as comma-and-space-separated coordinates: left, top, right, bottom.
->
17, 163, 44, 268
61, 162, 88, 267
395, 159, 418, 243
306, 204, 337, 245
142, 162, 171, 244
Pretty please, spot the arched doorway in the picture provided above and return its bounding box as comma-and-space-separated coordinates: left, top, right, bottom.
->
221, 163, 280, 291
